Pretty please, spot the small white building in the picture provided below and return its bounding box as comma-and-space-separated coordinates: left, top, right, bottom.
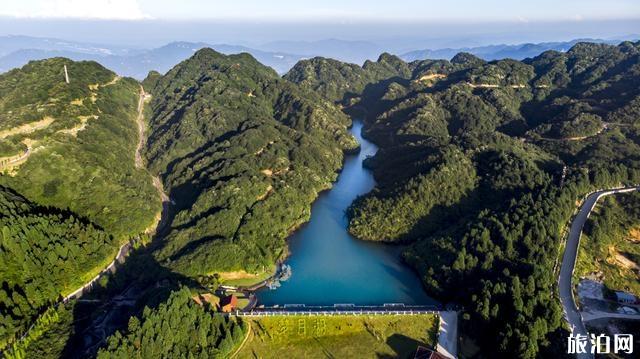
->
614, 291, 638, 304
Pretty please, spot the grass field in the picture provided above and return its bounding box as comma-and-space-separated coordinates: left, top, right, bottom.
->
235, 314, 438, 358
221, 268, 276, 287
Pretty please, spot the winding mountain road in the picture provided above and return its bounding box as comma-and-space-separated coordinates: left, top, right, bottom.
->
558, 186, 638, 358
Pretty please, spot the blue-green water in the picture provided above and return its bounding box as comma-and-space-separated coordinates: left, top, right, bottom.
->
257, 121, 435, 306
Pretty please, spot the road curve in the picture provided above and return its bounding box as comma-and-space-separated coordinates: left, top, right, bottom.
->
63, 241, 132, 302
558, 187, 638, 358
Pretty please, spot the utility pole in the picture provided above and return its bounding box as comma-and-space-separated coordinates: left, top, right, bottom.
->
64, 65, 70, 84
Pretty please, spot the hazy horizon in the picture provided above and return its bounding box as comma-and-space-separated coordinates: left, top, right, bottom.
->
0, 0, 638, 51
0, 18, 638, 53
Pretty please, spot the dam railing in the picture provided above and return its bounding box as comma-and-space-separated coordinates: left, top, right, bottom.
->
229, 304, 443, 317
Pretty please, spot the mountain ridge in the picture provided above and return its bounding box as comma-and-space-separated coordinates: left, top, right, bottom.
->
400, 37, 637, 62
143, 47, 358, 277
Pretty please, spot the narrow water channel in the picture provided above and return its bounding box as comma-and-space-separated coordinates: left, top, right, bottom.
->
256, 120, 436, 306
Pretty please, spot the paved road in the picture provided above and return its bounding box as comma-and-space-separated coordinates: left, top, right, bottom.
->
437, 311, 458, 358
0, 147, 30, 170
583, 311, 640, 322
11, 240, 133, 347
558, 187, 638, 358
63, 241, 132, 302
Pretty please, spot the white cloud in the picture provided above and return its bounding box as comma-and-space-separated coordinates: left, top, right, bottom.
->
2, 0, 150, 20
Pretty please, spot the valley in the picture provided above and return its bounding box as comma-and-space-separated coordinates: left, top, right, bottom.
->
0, 38, 639, 359
256, 120, 435, 306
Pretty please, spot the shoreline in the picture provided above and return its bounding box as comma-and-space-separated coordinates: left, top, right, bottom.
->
234, 133, 364, 295
240, 119, 436, 308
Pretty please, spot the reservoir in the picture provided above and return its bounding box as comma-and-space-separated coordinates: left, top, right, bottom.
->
256, 120, 436, 306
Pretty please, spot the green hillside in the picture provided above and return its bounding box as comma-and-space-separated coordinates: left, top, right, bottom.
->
0, 58, 160, 237
576, 191, 640, 296
144, 48, 358, 276
2, 41, 639, 359
283, 53, 411, 103
0, 58, 162, 352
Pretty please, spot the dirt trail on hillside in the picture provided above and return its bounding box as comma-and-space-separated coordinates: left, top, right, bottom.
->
0, 116, 54, 139
135, 86, 170, 234
134, 87, 148, 170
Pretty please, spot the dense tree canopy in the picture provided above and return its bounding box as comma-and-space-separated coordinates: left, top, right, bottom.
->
287, 41, 640, 357
2, 41, 640, 358
143, 48, 359, 276
0, 186, 114, 348
97, 288, 246, 359
0, 58, 160, 353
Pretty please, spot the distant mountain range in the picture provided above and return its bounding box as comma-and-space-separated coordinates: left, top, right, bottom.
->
1, 35, 638, 79
0, 36, 306, 78
0, 35, 140, 57
257, 39, 384, 64
400, 37, 637, 61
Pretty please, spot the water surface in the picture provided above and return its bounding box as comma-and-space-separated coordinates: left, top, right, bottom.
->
257, 121, 435, 306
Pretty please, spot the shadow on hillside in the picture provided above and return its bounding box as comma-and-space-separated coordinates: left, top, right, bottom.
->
378, 333, 430, 359
60, 245, 203, 358
343, 76, 409, 121
402, 185, 485, 243
168, 235, 225, 261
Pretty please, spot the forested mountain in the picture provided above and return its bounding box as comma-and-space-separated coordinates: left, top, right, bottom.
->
0, 58, 160, 353
0, 58, 160, 237
2, 40, 639, 359
286, 41, 640, 357
0, 186, 115, 348
143, 48, 358, 277
284, 53, 411, 103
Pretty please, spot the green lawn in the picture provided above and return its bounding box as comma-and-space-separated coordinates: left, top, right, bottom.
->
221, 268, 276, 287
236, 314, 438, 358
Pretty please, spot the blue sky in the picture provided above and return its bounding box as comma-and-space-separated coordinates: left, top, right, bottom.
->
1, 0, 639, 21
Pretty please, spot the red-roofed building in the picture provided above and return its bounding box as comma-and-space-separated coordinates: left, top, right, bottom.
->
220, 294, 238, 312
414, 346, 450, 359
